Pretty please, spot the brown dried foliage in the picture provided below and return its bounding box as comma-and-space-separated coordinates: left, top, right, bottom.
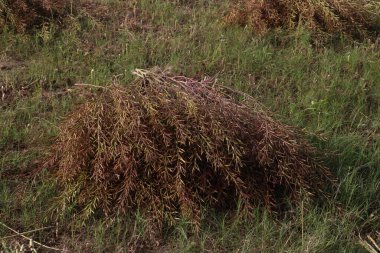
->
0, 0, 71, 32
46, 68, 332, 230
226, 0, 380, 40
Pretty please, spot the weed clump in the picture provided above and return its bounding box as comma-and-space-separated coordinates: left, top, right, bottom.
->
226, 0, 380, 40
46, 68, 332, 230
0, 0, 72, 32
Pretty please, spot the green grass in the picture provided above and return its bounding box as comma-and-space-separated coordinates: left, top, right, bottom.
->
0, 0, 379, 252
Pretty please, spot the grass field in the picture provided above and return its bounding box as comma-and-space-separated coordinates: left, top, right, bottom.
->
0, 0, 379, 252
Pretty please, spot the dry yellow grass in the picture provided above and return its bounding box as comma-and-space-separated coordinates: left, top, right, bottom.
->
0, 0, 71, 32
45, 68, 333, 236
359, 232, 380, 253
226, 0, 380, 40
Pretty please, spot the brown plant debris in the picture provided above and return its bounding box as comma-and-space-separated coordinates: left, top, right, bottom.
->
46, 68, 333, 231
0, 0, 72, 32
226, 0, 380, 40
